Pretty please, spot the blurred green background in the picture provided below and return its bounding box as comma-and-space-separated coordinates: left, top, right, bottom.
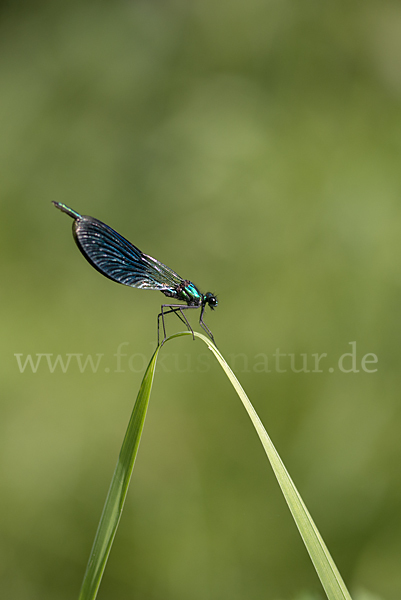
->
1, 1, 401, 598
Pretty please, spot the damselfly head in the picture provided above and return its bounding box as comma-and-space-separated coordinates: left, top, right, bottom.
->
203, 292, 218, 310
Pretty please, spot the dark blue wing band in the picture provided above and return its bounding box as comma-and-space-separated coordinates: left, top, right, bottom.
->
72, 216, 183, 291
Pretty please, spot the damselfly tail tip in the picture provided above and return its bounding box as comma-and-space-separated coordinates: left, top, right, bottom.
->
52, 202, 81, 220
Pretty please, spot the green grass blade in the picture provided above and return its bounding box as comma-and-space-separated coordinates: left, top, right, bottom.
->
78, 345, 160, 600
78, 331, 352, 600
190, 331, 352, 600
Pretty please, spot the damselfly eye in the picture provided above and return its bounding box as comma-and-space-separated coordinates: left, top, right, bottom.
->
205, 293, 218, 308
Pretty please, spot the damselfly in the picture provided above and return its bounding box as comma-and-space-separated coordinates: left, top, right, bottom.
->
53, 202, 218, 345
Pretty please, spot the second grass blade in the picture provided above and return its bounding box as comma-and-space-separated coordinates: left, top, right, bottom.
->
78, 345, 160, 600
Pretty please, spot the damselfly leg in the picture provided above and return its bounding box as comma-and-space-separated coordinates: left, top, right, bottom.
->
199, 304, 216, 346
157, 304, 199, 345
